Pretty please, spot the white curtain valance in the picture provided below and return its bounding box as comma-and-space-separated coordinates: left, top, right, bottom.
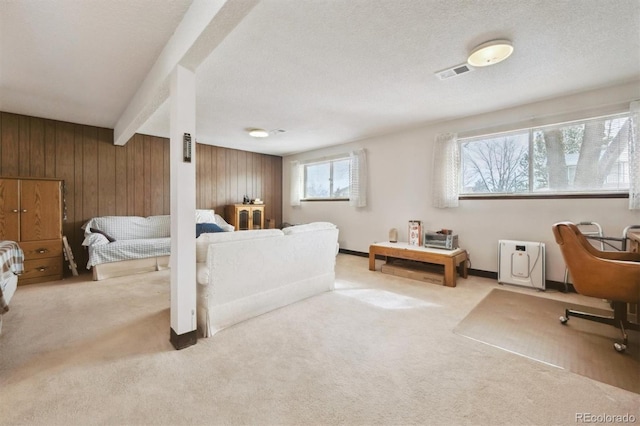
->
349, 149, 367, 208
432, 132, 459, 208
629, 100, 640, 210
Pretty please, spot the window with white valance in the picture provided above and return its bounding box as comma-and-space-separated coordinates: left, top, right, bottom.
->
289, 149, 367, 208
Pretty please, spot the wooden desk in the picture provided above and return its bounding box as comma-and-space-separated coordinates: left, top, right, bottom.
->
369, 242, 468, 287
628, 231, 640, 253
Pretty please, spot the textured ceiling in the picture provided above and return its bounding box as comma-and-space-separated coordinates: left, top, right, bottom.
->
0, 0, 192, 129
2, 0, 639, 156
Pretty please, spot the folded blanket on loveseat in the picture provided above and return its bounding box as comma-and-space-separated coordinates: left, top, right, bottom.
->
82, 210, 234, 270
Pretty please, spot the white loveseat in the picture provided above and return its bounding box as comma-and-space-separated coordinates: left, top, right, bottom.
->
196, 222, 339, 337
82, 210, 234, 281
82, 215, 172, 281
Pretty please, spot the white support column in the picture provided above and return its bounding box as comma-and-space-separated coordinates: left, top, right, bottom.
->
169, 64, 197, 350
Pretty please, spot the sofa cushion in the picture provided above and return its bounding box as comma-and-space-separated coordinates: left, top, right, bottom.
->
86, 237, 171, 268
214, 214, 235, 232
198, 228, 284, 243
84, 215, 171, 240
195, 209, 216, 224
89, 227, 116, 242
282, 222, 337, 235
196, 223, 224, 237
82, 233, 110, 247
196, 229, 284, 262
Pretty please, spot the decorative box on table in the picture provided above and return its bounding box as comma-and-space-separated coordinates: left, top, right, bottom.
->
408, 220, 423, 246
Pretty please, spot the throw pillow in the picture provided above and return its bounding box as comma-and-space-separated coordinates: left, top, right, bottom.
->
214, 214, 235, 232
82, 233, 110, 246
89, 227, 116, 242
196, 222, 224, 238
195, 209, 216, 224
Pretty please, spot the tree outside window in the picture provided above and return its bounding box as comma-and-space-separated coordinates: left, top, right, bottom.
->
460, 113, 631, 195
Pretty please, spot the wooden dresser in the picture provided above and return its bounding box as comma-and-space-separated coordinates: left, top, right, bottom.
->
225, 204, 265, 231
0, 177, 63, 285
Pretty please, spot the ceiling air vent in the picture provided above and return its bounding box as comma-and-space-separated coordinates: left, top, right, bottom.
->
435, 63, 473, 80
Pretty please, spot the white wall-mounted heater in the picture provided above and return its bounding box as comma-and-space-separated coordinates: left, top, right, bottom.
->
498, 240, 546, 290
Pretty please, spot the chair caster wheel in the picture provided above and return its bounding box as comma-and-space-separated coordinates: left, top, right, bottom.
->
614, 342, 626, 353
559, 316, 568, 324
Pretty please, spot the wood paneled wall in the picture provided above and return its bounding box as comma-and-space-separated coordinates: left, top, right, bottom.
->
195, 143, 282, 227
0, 112, 283, 273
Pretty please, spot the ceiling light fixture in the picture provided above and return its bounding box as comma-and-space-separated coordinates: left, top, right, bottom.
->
467, 39, 514, 67
248, 128, 269, 138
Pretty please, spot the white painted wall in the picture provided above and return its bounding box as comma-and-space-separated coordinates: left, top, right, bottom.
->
283, 80, 640, 282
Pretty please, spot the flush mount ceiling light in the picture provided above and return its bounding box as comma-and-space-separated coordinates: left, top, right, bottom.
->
247, 128, 286, 138
467, 39, 514, 67
248, 128, 269, 138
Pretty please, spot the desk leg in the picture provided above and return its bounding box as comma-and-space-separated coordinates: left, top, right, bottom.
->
443, 259, 456, 287
453, 252, 468, 280
460, 251, 468, 278
369, 249, 377, 271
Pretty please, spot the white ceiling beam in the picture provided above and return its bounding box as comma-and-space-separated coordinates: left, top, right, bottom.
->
113, 0, 260, 146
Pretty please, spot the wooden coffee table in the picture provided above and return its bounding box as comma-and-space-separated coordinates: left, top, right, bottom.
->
369, 242, 468, 287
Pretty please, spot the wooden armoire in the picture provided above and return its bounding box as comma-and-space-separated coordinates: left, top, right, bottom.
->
0, 177, 63, 285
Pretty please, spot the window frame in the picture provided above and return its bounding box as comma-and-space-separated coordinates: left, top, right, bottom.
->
301, 155, 351, 202
457, 112, 632, 200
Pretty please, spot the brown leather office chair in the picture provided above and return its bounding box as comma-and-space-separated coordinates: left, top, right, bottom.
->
552, 222, 640, 353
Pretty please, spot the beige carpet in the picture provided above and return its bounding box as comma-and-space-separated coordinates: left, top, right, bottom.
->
454, 288, 640, 394
1, 255, 639, 425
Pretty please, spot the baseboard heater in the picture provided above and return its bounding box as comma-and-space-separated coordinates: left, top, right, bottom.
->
498, 240, 546, 290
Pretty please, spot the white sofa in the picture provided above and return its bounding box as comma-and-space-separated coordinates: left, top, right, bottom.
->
196, 222, 339, 337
